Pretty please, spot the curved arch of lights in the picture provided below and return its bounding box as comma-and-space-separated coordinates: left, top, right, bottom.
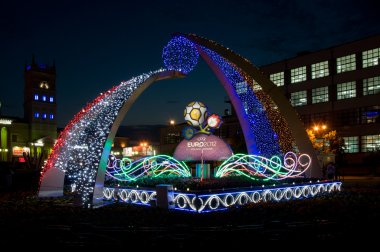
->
39, 33, 320, 206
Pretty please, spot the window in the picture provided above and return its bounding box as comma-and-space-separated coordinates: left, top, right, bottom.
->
49, 96, 54, 103
39, 81, 49, 89
49, 114, 54, 120
42, 113, 47, 119
362, 48, 379, 68
363, 76, 380, 95
34, 112, 39, 118
337, 81, 356, 100
337, 54, 356, 73
290, 90, 307, 106
252, 79, 262, 91
343, 136, 359, 153
34, 94, 39, 101
270, 72, 284, 86
361, 106, 380, 124
42, 95, 47, 102
336, 109, 360, 126
235, 81, 247, 94
361, 135, 380, 152
311, 61, 329, 79
290, 66, 307, 83
311, 112, 329, 124
11, 135, 17, 143
312, 86, 328, 104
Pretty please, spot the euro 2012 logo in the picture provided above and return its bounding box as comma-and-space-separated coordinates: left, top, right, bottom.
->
182, 101, 222, 140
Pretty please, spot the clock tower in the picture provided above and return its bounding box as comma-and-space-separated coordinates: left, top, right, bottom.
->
24, 56, 57, 151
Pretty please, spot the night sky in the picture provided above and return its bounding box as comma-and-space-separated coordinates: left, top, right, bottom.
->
1, 0, 379, 128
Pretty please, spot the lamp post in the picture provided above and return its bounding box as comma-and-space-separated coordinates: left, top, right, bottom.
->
312, 124, 327, 153
140, 142, 148, 156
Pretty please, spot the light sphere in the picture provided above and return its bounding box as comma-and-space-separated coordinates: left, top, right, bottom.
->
162, 36, 199, 74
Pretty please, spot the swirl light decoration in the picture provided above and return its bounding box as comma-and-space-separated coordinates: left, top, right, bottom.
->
215, 152, 311, 180
106, 154, 191, 181
172, 182, 342, 212
103, 182, 342, 213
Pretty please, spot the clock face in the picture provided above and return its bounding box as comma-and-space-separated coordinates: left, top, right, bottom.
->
39, 81, 49, 89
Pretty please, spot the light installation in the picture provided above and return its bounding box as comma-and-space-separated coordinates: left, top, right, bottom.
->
104, 181, 342, 212
106, 154, 191, 181
40, 69, 181, 206
162, 36, 199, 74
197, 46, 282, 157
215, 152, 311, 180
104, 152, 310, 182
39, 33, 321, 206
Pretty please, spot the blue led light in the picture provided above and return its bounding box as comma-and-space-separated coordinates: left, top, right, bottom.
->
34, 112, 39, 118
162, 36, 199, 74
49, 96, 54, 103
42, 113, 47, 119
49, 114, 54, 120
200, 46, 281, 157
34, 94, 39, 101
42, 95, 47, 102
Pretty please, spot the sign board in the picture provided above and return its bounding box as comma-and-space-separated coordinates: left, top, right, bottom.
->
173, 134, 233, 161
12, 146, 30, 156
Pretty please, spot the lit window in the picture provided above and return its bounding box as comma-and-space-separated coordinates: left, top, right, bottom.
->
42, 95, 47, 102
290, 90, 307, 106
361, 135, 380, 152
42, 113, 47, 119
34, 94, 39, 101
49, 96, 54, 103
361, 106, 380, 124
337, 54, 356, 73
312, 86, 329, 104
362, 48, 379, 68
363, 76, 380, 96
291, 66, 307, 83
337, 81, 356, 100
343, 136, 359, 153
311, 61, 329, 79
49, 114, 54, 120
34, 112, 39, 118
39, 81, 49, 89
235, 81, 247, 94
270, 72, 284, 86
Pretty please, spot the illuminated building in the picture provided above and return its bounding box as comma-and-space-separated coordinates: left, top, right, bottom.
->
0, 56, 57, 164
260, 34, 380, 168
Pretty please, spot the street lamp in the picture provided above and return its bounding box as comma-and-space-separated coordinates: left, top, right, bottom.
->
311, 124, 328, 152
140, 142, 148, 156
169, 119, 175, 126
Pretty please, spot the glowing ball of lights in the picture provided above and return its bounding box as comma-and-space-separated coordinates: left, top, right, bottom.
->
162, 36, 199, 74
207, 114, 222, 129
184, 101, 208, 127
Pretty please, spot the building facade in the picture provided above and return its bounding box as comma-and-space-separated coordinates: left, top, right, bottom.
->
260, 34, 380, 166
0, 57, 57, 165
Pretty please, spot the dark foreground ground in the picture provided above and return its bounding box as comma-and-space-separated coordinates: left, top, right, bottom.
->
0, 176, 379, 247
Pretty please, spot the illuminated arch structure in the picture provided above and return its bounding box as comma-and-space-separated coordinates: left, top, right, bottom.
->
39, 34, 321, 206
